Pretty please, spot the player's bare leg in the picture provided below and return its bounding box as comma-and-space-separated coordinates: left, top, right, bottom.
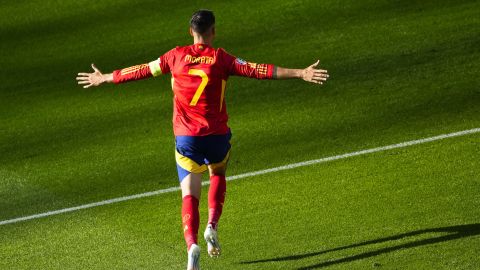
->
181, 173, 202, 270
204, 162, 227, 258
181, 172, 202, 199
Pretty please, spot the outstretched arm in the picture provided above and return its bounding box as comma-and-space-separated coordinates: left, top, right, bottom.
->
76, 64, 113, 88
225, 49, 329, 85
76, 59, 163, 88
275, 60, 329, 85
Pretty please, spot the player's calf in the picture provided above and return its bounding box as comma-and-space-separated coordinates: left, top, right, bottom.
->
182, 195, 200, 251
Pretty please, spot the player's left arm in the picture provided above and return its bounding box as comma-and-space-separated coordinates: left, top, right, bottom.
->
76, 60, 163, 88
76, 64, 114, 88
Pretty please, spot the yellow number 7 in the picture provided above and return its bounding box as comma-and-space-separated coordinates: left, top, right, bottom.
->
189, 69, 208, 106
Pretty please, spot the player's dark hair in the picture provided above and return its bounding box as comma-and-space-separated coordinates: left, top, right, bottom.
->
190, 9, 215, 34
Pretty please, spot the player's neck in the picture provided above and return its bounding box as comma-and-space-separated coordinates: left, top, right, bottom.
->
193, 36, 212, 46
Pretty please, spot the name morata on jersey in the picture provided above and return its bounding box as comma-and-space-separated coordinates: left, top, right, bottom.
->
112, 44, 276, 136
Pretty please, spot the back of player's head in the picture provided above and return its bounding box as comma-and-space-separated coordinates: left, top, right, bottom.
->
190, 9, 215, 35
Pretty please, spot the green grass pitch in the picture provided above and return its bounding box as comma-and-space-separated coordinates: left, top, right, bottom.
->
1, 0, 479, 269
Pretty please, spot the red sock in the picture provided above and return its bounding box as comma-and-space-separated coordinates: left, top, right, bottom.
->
208, 174, 226, 230
182, 195, 199, 251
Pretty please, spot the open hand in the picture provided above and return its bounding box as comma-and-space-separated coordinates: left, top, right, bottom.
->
76, 64, 107, 88
302, 60, 329, 85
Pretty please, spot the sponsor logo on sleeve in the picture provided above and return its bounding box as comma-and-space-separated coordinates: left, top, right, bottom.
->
235, 58, 247, 65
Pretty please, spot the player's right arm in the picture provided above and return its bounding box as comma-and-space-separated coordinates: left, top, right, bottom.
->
221, 49, 328, 85
275, 60, 329, 85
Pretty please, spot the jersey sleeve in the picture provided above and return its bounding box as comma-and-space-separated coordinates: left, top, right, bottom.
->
112, 48, 176, 84
220, 49, 276, 80
112, 63, 153, 84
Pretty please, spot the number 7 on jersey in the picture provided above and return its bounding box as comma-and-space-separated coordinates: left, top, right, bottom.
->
188, 69, 208, 106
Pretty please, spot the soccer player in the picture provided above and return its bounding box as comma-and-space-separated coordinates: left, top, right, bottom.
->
76, 9, 328, 270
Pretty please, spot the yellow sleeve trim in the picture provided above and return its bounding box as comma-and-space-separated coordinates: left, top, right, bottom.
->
120, 64, 148, 75
148, 59, 162, 77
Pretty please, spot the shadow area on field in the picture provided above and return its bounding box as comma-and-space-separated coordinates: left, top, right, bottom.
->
240, 223, 480, 269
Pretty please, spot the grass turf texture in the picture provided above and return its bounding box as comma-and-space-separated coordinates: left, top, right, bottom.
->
1, 136, 479, 269
0, 0, 479, 269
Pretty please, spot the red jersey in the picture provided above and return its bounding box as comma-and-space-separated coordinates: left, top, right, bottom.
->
113, 44, 275, 136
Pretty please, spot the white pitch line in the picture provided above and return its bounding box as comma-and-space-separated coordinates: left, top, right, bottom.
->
1, 127, 479, 226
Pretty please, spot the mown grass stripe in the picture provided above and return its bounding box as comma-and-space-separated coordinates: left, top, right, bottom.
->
1, 127, 478, 226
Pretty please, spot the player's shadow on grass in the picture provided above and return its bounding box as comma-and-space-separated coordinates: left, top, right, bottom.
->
240, 223, 480, 269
